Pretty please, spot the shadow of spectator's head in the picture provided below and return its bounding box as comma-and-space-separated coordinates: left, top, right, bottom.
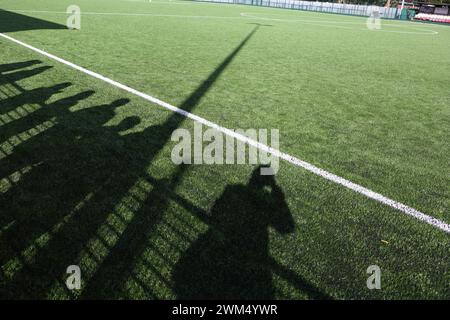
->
115, 116, 140, 133
248, 166, 295, 234
110, 98, 130, 108
50, 82, 72, 92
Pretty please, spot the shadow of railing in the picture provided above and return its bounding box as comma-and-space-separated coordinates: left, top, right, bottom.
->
0, 60, 138, 298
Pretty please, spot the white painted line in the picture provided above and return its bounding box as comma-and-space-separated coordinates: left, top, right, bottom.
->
4, 9, 440, 35
0, 32, 448, 234
4, 9, 244, 20
240, 13, 439, 35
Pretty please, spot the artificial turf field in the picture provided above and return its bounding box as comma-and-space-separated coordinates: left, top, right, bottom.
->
0, 0, 449, 299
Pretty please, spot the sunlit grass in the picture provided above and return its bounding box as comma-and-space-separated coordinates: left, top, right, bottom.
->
0, 0, 449, 299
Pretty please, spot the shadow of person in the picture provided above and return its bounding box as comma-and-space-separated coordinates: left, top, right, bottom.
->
0, 90, 96, 181
0, 60, 42, 73
0, 82, 72, 114
173, 167, 295, 300
0, 113, 183, 299
0, 98, 130, 264
0, 66, 52, 86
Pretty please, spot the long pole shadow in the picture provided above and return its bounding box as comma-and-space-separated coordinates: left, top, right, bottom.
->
80, 25, 261, 298
178, 25, 260, 111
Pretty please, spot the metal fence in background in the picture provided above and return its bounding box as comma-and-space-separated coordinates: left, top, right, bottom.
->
193, 0, 400, 19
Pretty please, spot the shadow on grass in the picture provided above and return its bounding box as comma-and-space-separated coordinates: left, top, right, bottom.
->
0, 60, 159, 298
0, 25, 331, 300
79, 24, 263, 299
0, 66, 52, 86
0, 9, 67, 33
0, 60, 42, 73
173, 167, 295, 299
172, 167, 332, 300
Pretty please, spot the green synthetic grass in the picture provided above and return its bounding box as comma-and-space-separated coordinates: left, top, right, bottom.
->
0, 0, 449, 299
